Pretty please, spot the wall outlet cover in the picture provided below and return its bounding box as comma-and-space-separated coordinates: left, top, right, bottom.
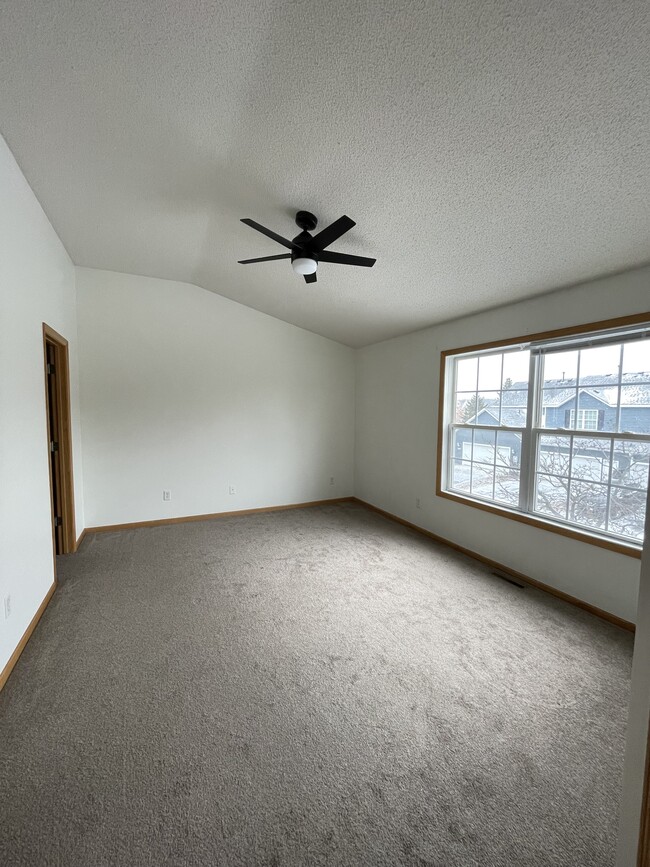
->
4, 595, 11, 619
163, 490, 171, 501
229, 485, 236, 495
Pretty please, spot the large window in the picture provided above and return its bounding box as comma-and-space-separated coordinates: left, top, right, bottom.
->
438, 317, 650, 552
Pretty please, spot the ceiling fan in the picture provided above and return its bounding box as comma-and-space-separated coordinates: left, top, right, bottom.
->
237, 210, 376, 283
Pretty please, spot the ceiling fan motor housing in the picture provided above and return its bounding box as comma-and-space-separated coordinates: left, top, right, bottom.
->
291, 230, 317, 262
295, 210, 318, 232
292, 213, 319, 263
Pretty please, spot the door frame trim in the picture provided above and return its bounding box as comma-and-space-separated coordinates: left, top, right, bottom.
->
43, 323, 77, 556
638, 721, 650, 865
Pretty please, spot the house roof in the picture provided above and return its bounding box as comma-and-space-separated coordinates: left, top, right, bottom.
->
472, 404, 527, 427
511, 373, 650, 407
464, 371, 650, 424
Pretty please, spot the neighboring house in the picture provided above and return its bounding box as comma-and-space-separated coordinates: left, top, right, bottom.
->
541, 372, 650, 434
454, 371, 650, 471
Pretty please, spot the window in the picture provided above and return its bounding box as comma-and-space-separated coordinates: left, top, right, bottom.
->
438, 316, 650, 552
569, 409, 599, 431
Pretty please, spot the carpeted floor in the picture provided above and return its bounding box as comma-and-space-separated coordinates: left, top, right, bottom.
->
0, 503, 633, 866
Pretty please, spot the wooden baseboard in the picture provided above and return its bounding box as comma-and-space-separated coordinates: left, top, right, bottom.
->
75, 528, 87, 551
352, 498, 635, 633
0, 581, 57, 693
85, 497, 356, 535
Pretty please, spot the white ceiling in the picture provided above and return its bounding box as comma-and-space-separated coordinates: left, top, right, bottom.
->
1, 1, 649, 347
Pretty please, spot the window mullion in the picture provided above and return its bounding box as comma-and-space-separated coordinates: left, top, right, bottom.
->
469, 429, 474, 493
566, 434, 574, 521
604, 438, 616, 532
446, 440, 450, 492
615, 343, 624, 433
574, 351, 581, 432
445, 358, 460, 491
519, 352, 539, 512
498, 354, 504, 425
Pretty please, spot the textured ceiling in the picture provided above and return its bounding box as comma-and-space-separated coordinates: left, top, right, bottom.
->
1, 0, 649, 347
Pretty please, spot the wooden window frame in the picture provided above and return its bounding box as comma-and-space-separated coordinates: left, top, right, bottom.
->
436, 312, 650, 560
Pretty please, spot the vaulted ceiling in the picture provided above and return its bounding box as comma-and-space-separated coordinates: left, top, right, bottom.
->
1, 0, 649, 346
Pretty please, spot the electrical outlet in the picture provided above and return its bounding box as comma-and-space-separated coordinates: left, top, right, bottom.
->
163, 490, 171, 502
329, 476, 335, 486
416, 497, 421, 509
229, 485, 236, 495
3, 595, 11, 619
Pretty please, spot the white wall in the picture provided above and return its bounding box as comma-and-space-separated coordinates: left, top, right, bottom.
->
355, 267, 650, 623
0, 134, 84, 673
76, 269, 355, 527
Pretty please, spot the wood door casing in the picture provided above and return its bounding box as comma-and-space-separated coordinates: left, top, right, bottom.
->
45, 341, 64, 553
42, 324, 77, 556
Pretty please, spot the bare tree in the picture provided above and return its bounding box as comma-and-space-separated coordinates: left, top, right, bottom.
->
533, 437, 647, 539
456, 432, 647, 540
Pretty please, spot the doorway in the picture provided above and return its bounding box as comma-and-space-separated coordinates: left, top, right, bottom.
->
43, 324, 76, 555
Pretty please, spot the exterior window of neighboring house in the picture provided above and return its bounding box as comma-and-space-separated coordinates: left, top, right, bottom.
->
568, 409, 599, 430
438, 317, 650, 550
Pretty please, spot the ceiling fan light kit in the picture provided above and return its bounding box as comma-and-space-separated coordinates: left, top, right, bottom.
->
238, 210, 376, 284
292, 256, 318, 275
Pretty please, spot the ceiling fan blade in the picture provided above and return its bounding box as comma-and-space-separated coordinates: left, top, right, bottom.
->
304, 272, 317, 284
238, 253, 292, 264
318, 250, 376, 267
309, 215, 356, 251
240, 218, 297, 250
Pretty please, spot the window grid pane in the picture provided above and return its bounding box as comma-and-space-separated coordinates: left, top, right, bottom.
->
535, 473, 569, 521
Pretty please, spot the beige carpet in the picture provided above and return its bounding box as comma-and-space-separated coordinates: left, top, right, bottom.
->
0, 503, 633, 866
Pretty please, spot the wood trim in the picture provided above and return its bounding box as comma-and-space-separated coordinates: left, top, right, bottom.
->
639, 715, 650, 866
439, 310, 650, 360
437, 490, 642, 559
353, 497, 635, 632
435, 311, 650, 560
43, 324, 77, 555
436, 349, 448, 507
0, 582, 56, 693
75, 528, 87, 550
85, 497, 356, 534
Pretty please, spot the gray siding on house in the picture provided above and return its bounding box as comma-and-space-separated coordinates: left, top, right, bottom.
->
545, 392, 607, 429
453, 404, 650, 470
620, 406, 650, 434
453, 411, 521, 466
544, 395, 650, 433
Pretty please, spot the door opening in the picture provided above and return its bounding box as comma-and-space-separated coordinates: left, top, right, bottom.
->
43, 324, 76, 557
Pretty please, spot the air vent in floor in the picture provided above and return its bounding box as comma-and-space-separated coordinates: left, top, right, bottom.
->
491, 571, 525, 589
